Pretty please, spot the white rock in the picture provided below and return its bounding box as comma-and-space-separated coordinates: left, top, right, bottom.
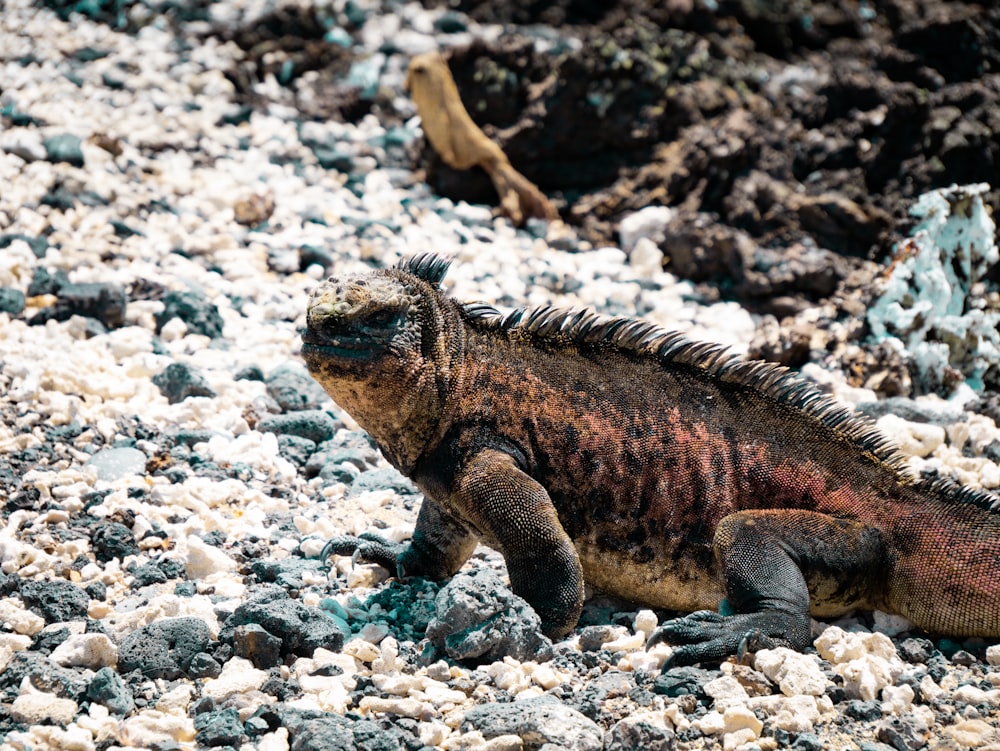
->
256, 727, 291, 751
184, 534, 237, 579
693, 710, 726, 735
919, 674, 944, 702
619, 205, 674, 251
203, 657, 268, 700
628, 237, 665, 278
882, 684, 915, 714
722, 704, 763, 736
358, 695, 434, 720
49, 632, 118, 669
704, 675, 750, 710
723, 727, 757, 751
750, 694, 821, 733
952, 684, 1000, 706
530, 665, 562, 690
419, 720, 451, 747
118, 710, 197, 745
2, 131, 47, 162
0, 633, 33, 652
633, 609, 658, 639
344, 638, 381, 663
986, 644, 1000, 667
11, 692, 79, 725
601, 630, 645, 652
872, 610, 916, 637
156, 683, 195, 713
754, 647, 831, 696
0, 597, 45, 635
876, 414, 945, 458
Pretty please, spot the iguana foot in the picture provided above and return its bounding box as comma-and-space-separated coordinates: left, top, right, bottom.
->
319, 532, 406, 575
647, 610, 798, 669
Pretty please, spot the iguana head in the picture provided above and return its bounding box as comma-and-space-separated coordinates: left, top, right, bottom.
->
301, 256, 462, 472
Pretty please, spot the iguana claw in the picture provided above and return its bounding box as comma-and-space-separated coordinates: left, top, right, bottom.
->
648, 610, 786, 669
319, 532, 406, 576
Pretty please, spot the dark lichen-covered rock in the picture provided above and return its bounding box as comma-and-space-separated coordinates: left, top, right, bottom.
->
152, 362, 217, 403
0, 652, 88, 701
250, 558, 324, 589
220, 587, 347, 658
19, 579, 90, 623
118, 617, 212, 679
248, 705, 404, 751
276, 435, 317, 467
266, 362, 329, 412
605, 717, 675, 751
652, 665, 718, 698
0, 288, 25, 315
154, 289, 225, 338
425, 567, 552, 664
461, 696, 603, 751
195, 707, 246, 747
349, 467, 419, 497
90, 522, 139, 561
257, 410, 340, 443
87, 666, 135, 715
233, 623, 283, 669
28, 281, 128, 328
43, 133, 85, 166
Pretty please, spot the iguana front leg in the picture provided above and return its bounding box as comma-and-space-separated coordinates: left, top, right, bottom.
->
649, 509, 884, 667
322, 496, 478, 580
453, 449, 585, 638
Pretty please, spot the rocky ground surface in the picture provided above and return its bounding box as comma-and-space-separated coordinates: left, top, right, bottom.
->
1, 0, 1000, 750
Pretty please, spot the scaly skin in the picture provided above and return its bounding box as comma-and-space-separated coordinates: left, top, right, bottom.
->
302, 254, 1000, 666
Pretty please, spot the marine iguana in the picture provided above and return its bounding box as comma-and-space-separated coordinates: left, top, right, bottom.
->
301, 253, 1000, 666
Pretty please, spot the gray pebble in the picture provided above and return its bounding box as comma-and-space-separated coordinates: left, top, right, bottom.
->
349, 467, 418, 497
29, 281, 127, 328
188, 651, 223, 679
604, 718, 674, 751
1, 651, 89, 700
856, 396, 967, 425
91, 521, 140, 561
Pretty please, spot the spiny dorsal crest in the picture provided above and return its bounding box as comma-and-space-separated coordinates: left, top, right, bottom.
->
398, 252, 452, 287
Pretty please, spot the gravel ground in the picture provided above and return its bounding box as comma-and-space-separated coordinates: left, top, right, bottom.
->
2, 2, 1000, 750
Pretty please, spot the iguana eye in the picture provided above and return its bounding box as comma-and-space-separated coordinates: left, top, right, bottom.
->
366, 309, 397, 328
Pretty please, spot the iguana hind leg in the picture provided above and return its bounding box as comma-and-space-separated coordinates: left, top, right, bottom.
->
649, 509, 884, 667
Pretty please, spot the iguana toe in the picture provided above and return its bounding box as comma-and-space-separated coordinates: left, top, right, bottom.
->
649, 610, 797, 669
319, 533, 406, 575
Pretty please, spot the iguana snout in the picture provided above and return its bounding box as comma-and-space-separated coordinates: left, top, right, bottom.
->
302, 274, 419, 365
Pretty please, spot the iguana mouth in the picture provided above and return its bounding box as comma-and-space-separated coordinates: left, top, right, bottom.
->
301, 332, 380, 361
